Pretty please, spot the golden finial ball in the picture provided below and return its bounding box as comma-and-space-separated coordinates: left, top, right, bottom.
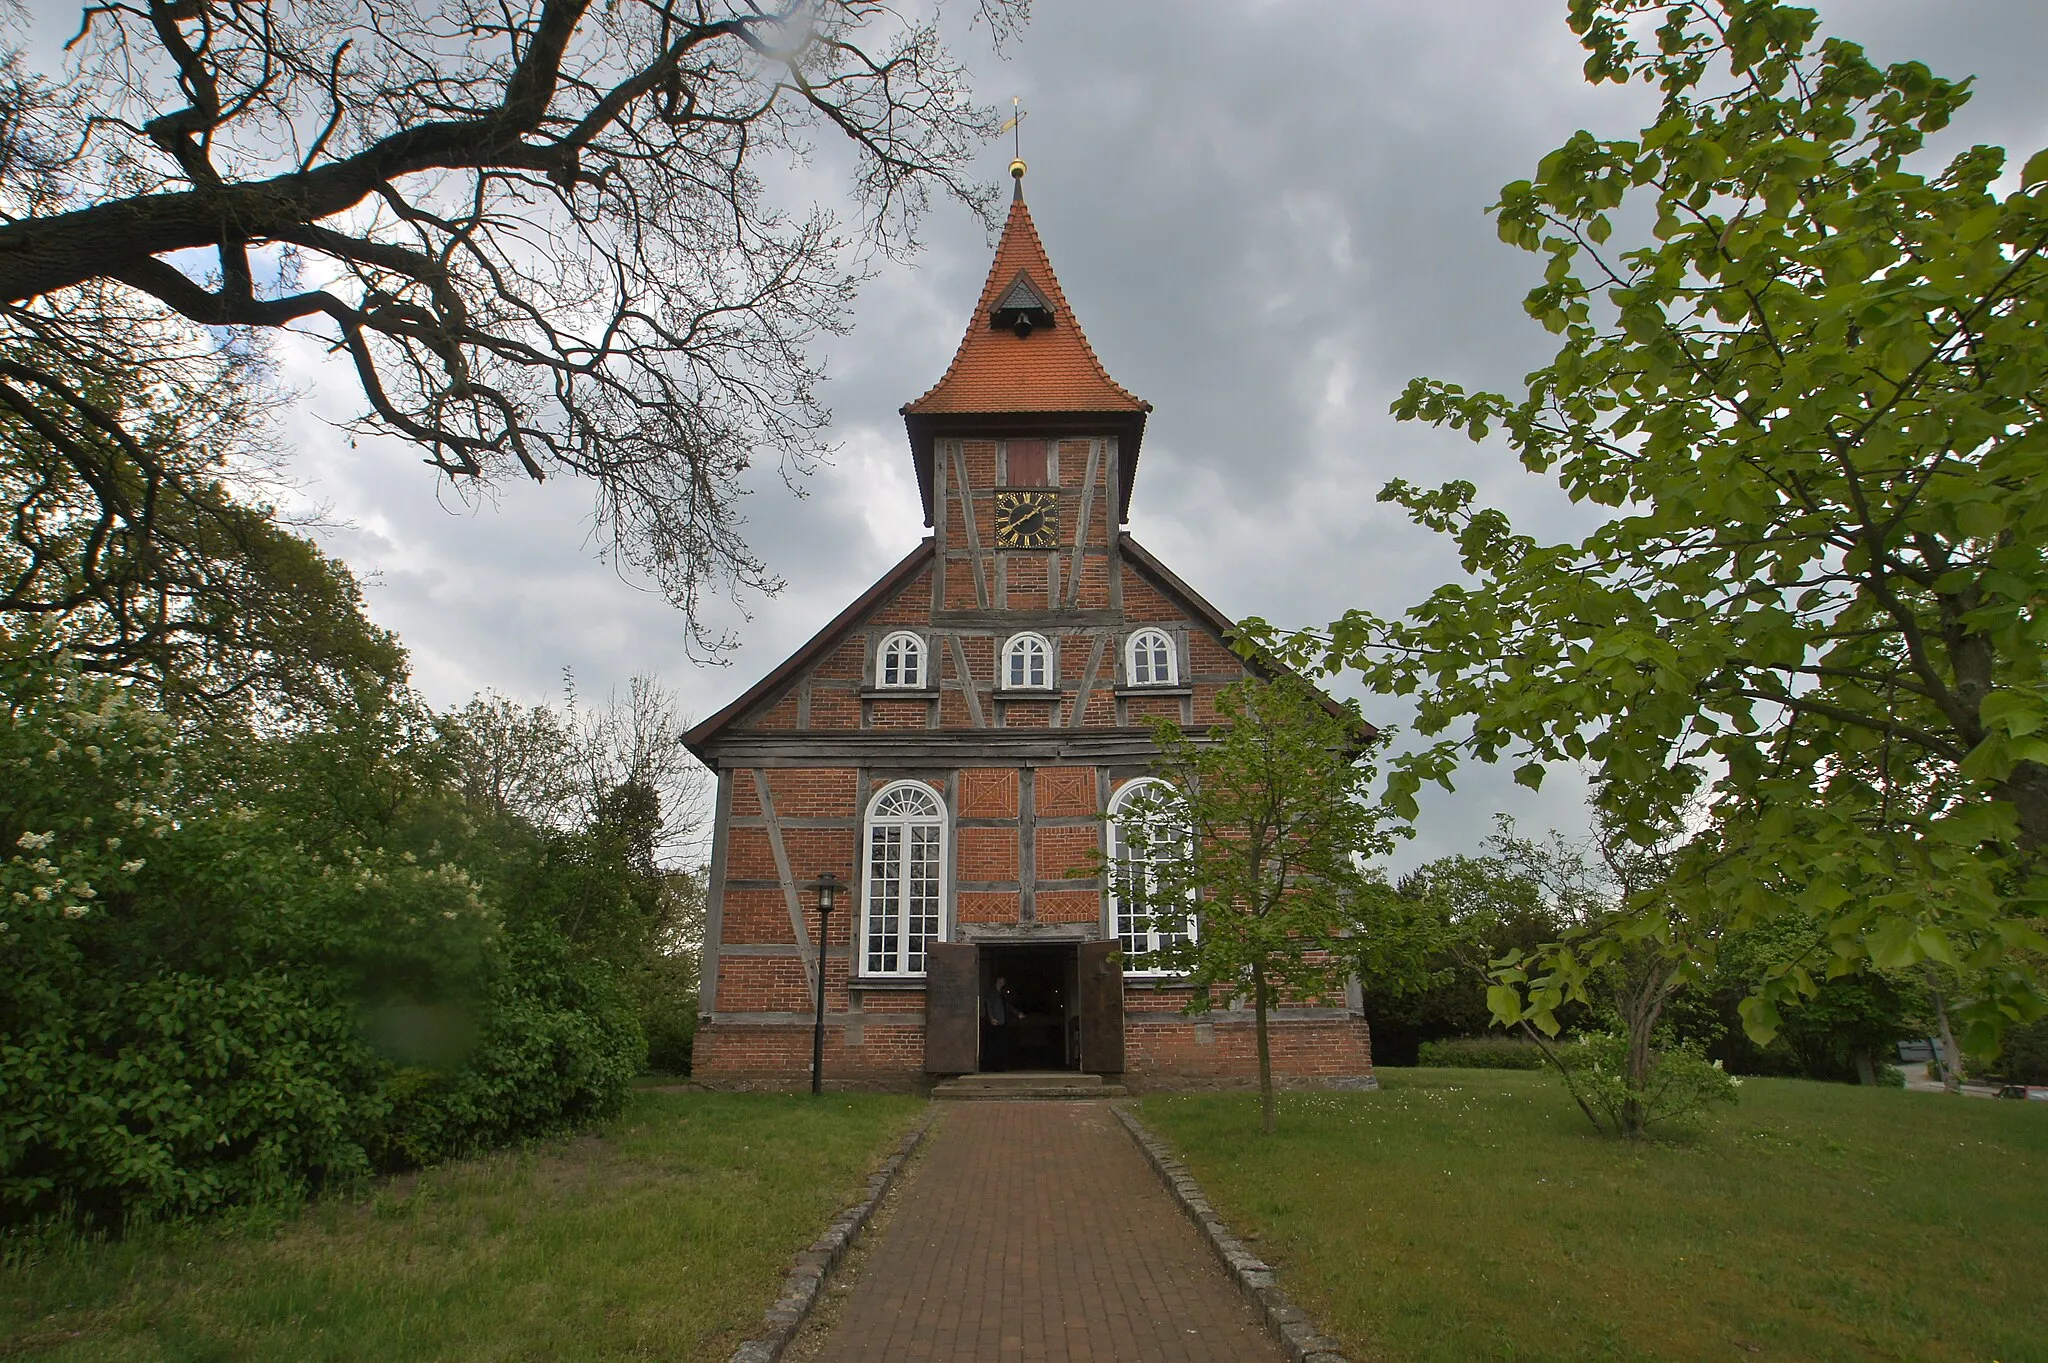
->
1010, 158, 1027, 180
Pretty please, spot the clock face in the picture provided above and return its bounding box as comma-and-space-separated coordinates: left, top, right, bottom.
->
994, 489, 1060, 549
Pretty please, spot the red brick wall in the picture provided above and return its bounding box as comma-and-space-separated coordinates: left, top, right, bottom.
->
693, 1006, 1373, 1090
959, 826, 1019, 882
767, 768, 857, 815
1036, 825, 1098, 882
693, 1023, 927, 1089
1124, 1012, 1374, 1089
870, 699, 929, 730
816, 639, 864, 680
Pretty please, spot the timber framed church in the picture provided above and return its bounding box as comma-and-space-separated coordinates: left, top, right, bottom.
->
684, 168, 1375, 1089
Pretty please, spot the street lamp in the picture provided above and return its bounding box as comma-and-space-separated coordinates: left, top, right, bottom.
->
810, 872, 840, 1096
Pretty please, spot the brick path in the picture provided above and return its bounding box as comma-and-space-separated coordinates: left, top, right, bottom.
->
808, 1101, 1287, 1363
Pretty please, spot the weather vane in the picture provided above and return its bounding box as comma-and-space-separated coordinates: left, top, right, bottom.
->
1001, 96, 1028, 189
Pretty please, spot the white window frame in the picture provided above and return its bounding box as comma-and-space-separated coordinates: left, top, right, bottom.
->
876, 631, 927, 689
859, 781, 948, 977
1125, 628, 1178, 686
1001, 632, 1053, 690
1107, 777, 1195, 976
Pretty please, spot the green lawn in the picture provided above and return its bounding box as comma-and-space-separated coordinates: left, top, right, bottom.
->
2, 1092, 924, 1362
1139, 1071, 2048, 1363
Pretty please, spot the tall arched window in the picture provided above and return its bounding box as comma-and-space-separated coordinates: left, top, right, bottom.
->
861, 781, 946, 976
1126, 628, 1177, 686
1002, 632, 1051, 689
1108, 777, 1193, 973
877, 631, 926, 688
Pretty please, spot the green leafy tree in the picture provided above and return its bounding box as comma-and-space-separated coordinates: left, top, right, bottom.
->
1112, 677, 1398, 1134
1357, 827, 1575, 1063
1260, 0, 2048, 1051
1682, 915, 1927, 1082
0, 324, 406, 717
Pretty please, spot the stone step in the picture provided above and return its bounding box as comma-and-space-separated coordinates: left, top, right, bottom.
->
952, 1070, 1106, 1087
932, 1071, 1128, 1100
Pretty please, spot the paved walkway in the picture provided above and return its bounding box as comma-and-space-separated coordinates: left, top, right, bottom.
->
809, 1102, 1287, 1363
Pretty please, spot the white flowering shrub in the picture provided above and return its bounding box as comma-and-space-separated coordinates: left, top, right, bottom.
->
1, 656, 639, 1226
1555, 1032, 1740, 1137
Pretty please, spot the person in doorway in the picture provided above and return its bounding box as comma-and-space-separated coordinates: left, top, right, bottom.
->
985, 974, 1020, 1070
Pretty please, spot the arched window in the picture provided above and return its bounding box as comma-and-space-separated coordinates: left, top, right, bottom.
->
877, 631, 926, 688
1002, 632, 1051, 689
1126, 629, 1177, 686
1107, 778, 1194, 973
860, 781, 946, 976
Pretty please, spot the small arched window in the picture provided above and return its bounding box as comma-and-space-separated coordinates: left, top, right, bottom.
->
1126, 629, 1177, 686
1002, 632, 1051, 689
861, 781, 947, 976
1107, 777, 1194, 973
877, 631, 926, 689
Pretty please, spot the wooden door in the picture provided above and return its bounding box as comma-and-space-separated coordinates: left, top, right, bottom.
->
1078, 939, 1124, 1074
923, 941, 980, 1074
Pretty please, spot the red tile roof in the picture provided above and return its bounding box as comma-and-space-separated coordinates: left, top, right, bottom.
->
903, 193, 1148, 416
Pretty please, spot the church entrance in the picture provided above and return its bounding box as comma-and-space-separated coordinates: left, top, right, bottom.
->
980, 945, 1077, 1072
923, 939, 1125, 1076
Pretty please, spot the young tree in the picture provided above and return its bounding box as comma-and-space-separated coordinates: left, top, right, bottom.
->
1484, 809, 1742, 1136
0, 1, 1021, 648
1258, 0, 2048, 1051
1113, 676, 1398, 1134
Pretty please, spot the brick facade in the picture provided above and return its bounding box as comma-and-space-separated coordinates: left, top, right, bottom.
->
682, 184, 1374, 1093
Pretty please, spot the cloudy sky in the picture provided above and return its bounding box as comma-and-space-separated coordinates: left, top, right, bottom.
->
227, 2, 2048, 867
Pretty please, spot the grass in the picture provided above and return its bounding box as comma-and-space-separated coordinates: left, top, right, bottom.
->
1, 1092, 924, 1362
1139, 1070, 2048, 1363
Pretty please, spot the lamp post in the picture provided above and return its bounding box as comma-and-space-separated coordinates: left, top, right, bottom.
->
810, 872, 840, 1096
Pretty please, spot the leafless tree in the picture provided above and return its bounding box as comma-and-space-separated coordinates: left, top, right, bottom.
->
567, 670, 708, 865
0, 1, 1018, 650
441, 671, 706, 863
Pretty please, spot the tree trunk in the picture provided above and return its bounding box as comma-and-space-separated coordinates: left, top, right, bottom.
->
1253, 962, 1275, 1136
1853, 1047, 1877, 1086
1994, 758, 2048, 851
1928, 977, 1964, 1095
1622, 989, 1654, 1138
1520, 1020, 1606, 1134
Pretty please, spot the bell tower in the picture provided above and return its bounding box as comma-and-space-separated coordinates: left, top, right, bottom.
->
901, 163, 1152, 623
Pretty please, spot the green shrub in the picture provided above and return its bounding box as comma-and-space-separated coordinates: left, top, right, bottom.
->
378, 931, 641, 1166
635, 949, 700, 1076
1416, 1035, 1548, 1070
0, 658, 639, 1227
1557, 1033, 1740, 1135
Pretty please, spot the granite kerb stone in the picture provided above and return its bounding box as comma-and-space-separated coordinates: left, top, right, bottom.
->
1110, 1103, 1353, 1363
726, 1104, 939, 1363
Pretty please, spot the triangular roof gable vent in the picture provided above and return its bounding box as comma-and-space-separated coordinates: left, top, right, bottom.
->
991, 271, 1055, 336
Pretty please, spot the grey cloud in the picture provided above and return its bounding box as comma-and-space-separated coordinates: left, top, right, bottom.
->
270, 0, 2048, 867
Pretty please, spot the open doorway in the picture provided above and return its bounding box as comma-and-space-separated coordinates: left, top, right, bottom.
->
979, 945, 1078, 1072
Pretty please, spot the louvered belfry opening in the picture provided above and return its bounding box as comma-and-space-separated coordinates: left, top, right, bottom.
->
991, 270, 1056, 337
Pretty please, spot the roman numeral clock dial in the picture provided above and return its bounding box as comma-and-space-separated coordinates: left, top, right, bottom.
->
994, 489, 1060, 549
